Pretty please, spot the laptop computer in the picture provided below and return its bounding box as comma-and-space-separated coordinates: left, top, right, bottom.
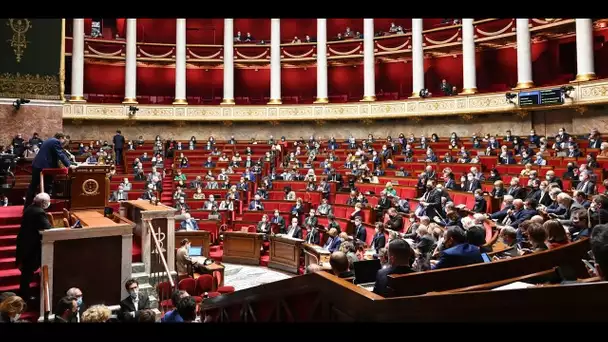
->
353, 259, 381, 285
189, 246, 203, 257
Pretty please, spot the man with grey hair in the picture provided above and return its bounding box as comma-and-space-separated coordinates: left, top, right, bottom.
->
66, 287, 84, 322
488, 194, 514, 223
16, 192, 53, 301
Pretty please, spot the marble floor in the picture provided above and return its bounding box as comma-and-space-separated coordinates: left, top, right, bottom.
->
222, 263, 293, 291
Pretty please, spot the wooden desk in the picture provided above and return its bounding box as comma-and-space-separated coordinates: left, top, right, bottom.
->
72, 210, 117, 227
175, 230, 211, 258
40, 214, 134, 316
302, 243, 331, 270
222, 232, 264, 265
268, 235, 304, 274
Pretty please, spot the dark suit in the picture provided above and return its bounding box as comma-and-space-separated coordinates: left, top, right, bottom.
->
506, 186, 525, 200
272, 216, 286, 232
491, 187, 506, 198
304, 216, 318, 229
284, 225, 302, 239
576, 180, 596, 196
509, 208, 538, 227
370, 232, 386, 253
490, 204, 513, 222
463, 179, 481, 193
25, 138, 73, 207
589, 139, 602, 149
444, 179, 458, 190
118, 293, 151, 322
373, 265, 414, 297
16, 204, 52, 299
472, 197, 487, 213
354, 224, 367, 243
432, 243, 483, 270
385, 214, 404, 231
113, 133, 125, 165
421, 189, 442, 221
324, 236, 342, 253
377, 197, 392, 211
538, 191, 552, 207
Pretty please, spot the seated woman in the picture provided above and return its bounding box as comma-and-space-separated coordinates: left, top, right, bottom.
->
257, 214, 271, 240
490, 180, 506, 199
192, 187, 205, 200
284, 186, 296, 201
291, 198, 305, 216
521, 223, 549, 254
487, 168, 501, 182
543, 220, 570, 249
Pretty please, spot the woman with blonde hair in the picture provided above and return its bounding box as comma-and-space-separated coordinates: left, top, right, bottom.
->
599, 142, 608, 158
520, 163, 533, 176
543, 220, 570, 249
0, 295, 26, 323
81, 304, 112, 323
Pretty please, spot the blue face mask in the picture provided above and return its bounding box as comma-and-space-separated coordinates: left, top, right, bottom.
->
77, 297, 83, 307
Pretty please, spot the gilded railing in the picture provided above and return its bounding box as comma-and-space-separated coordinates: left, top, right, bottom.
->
64, 19, 577, 64
62, 79, 608, 122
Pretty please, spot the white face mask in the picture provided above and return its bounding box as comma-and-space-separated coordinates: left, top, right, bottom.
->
12, 313, 20, 322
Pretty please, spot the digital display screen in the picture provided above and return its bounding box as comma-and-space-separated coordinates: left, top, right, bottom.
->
519, 88, 564, 107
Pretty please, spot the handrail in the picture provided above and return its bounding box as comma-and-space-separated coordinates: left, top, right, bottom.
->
147, 221, 174, 287
42, 265, 50, 322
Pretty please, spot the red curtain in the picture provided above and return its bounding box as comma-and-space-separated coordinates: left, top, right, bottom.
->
83, 63, 124, 95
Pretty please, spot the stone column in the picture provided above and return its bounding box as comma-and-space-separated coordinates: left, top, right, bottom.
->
411, 18, 425, 97
575, 18, 597, 82
123, 18, 138, 104
221, 18, 235, 105
514, 18, 534, 89
173, 18, 187, 105
268, 18, 282, 104
70, 19, 85, 102
362, 18, 376, 101
314, 18, 329, 104
461, 18, 477, 94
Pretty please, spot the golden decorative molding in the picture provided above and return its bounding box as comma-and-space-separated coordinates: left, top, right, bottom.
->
6, 19, 32, 63
61, 79, 608, 122
60, 19, 65, 102
0, 72, 60, 100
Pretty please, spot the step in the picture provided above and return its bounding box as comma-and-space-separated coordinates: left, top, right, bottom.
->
0, 224, 20, 236
0, 257, 16, 271
0, 245, 16, 259
0, 268, 22, 286
131, 272, 149, 285
0, 217, 23, 226
0, 235, 17, 247
0, 280, 38, 293
131, 262, 145, 274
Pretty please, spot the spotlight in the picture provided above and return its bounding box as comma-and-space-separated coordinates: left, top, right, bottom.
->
505, 92, 517, 104
128, 106, 139, 117
561, 85, 574, 98
12, 98, 30, 111
419, 88, 430, 98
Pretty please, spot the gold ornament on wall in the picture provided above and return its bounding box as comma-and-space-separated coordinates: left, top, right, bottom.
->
268, 120, 281, 126
222, 121, 233, 127
409, 116, 422, 123
7, 19, 32, 63
315, 120, 326, 126
360, 119, 374, 126
460, 113, 474, 121
515, 110, 529, 119
71, 119, 83, 126
0, 72, 59, 100
173, 120, 186, 128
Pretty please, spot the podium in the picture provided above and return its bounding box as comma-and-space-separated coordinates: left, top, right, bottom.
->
303, 243, 331, 270
120, 200, 176, 275
268, 235, 304, 274
175, 230, 211, 258
223, 231, 264, 265
69, 165, 111, 210
40, 211, 134, 316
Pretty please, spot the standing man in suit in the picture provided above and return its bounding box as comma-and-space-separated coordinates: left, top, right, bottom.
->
419, 180, 442, 221
24, 133, 75, 208
271, 210, 286, 233
373, 239, 414, 297
370, 223, 387, 254
15, 192, 53, 302
113, 130, 125, 166
119, 279, 151, 321
353, 216, 367, 243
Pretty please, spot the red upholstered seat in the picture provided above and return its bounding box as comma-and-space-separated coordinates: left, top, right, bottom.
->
217, 286, 235, 294
207, 291, 221, 298
156, 281, 174, 311
178, 278, 196, 295
195, 274, 214, 296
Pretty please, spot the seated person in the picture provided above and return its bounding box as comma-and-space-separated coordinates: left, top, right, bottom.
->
179, 213, 199, 231
324, 228, 342, 253
161, 290, 190, 323
353, 216, 366, 243
248, 194, 264, 211
257, 214, 272, 237
118, 279, 151, 322
373, 239, 415, 297
282, 217, 303, 239
431, 226, 483, 270
109, 185, 129, 202
329, 251, 354, 279
303, 209, 318, 230
466, 225, 492, 253
316, 198, 333, 216
175, 238, 204, 277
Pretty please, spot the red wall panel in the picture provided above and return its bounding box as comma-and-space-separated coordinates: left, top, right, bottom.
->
327, 19, 363, 39
425, 55, 463, 94
234, 19, 271, 42
376, 61, 413, 97
328, 65, 363, 98
186, 68, 223, 101
186, 19, 224, 45
282, 67, 317, 100
280, 19, 316, 42
137, 66, 175, 96
234, 68, 270, 99
477, 48, 517, 91
83, 63, 124, 95
138, 19, 176, 43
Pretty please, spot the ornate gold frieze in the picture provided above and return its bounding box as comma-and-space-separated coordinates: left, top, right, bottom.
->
0, 72, 60, 100
6, 19, 32, 63
61, 79, 608, 122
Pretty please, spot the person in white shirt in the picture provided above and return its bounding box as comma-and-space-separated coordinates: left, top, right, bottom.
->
283, 217, 302, 239
118, 279, 151, 322
66, 287, 84, 322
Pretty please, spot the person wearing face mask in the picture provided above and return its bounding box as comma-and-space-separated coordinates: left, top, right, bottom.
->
431, 226, 483, 270
0, 295, 26, 323
270, 209, 286, 232
110, 185, 129, 202
463, 173, 481, 193
179, 213, 199, 231
119, 279, 151, 322
281, 217, 302, 239
575, 170, 596, 196
304, 209, 318, 231
472, 189, 487, 213
66, 287, 85, 322
568, 144, 582, 158
16, 192, 53, 302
